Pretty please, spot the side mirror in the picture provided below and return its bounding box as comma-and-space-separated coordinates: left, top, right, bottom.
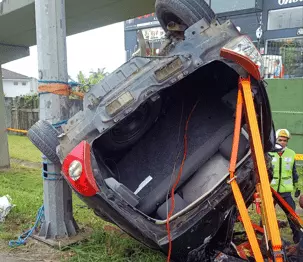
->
273, 143, 283, 152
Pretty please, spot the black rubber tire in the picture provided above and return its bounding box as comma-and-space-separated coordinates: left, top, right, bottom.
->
98, 98, 162, 152
155, 0, 216, 32
27, 120, 60, 164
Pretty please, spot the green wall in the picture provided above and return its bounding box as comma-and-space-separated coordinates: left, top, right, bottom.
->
266, 78, 303, 154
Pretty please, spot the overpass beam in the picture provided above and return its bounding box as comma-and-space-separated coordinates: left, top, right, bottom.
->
0, 65, 10, 169
0, 44, 29, 65
34, 0, 78, 242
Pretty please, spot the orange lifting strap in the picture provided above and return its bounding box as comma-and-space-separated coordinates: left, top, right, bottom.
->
272, 187, 303, 230
38, 83, 84, 99
229, 77, 284, 262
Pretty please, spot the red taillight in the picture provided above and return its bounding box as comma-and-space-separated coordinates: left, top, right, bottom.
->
62, 141, 99, 197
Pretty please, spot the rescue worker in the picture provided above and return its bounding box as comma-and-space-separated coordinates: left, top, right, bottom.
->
270, 129, 301, 243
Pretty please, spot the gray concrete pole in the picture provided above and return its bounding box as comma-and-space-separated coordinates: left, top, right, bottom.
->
35, 0, 78, 241
0, 65, 10, 169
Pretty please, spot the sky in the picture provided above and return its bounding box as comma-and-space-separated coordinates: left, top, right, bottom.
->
2, 22, 126, 80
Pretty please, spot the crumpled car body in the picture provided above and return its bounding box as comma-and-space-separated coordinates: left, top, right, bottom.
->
30, 17, 275, 261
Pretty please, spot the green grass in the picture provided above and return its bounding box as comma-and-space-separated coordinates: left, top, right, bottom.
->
8, 135, 42, 163
0, 164, 43, 241
66, 230, 165, 262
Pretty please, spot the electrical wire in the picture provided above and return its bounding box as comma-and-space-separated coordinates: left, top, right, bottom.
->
166, 100, 199, 262
166, 102, 184, 217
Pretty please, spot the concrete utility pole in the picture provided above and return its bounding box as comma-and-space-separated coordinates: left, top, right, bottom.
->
0, 66, 10, 168
35, 0, 78, 242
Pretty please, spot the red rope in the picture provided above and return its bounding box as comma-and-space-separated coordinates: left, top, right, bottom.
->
166, 101, 199, 262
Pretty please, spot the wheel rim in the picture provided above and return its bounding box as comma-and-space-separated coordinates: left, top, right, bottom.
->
162, 11, 188, 31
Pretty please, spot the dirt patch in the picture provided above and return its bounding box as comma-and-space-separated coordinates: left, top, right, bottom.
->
10, 159, 41, 169
0, 239, 66, 262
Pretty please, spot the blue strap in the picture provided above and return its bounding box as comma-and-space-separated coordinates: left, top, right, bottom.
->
38, 80, 80, 86
38, 80, 69, 85
9, 206, 44, 247
52, 119, 68, 128
41, 156, 63, 180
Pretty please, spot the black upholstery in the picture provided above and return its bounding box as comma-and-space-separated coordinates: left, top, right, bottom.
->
156, 193, 188, 220
219, 133, 249, 161
137, 122, 234, 215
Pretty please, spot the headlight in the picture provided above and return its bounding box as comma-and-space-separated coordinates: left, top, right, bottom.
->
220, 36, 264, 80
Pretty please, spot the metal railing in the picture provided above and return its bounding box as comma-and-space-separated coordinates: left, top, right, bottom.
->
264, 37, 303, 79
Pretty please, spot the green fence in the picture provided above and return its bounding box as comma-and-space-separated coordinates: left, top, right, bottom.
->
266, 78, 303, 154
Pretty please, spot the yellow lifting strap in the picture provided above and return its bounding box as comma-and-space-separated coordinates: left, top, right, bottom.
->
6, 128, 28, 134
229, 77, 284, 262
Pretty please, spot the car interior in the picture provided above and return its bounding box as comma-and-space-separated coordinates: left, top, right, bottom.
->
92, 61, 250, 219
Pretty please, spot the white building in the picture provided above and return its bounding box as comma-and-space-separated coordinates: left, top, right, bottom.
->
2, 68, 38, 97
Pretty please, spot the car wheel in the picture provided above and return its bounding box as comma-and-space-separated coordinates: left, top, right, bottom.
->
27, 120, 61, 164
99, 98, 162, 152
155, 0, 216, 33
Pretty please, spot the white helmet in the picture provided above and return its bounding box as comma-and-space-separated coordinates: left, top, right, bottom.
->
276, 129, 290, 139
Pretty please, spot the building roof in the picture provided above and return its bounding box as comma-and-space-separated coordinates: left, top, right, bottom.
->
1, 68, 29, 80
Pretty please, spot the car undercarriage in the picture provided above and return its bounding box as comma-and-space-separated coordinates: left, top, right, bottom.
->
28, 0, 303, 261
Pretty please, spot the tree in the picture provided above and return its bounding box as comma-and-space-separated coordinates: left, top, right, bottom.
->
280, 42, 298, 77
76, 68, 108, 93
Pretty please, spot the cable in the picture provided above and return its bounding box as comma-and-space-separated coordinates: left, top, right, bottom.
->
166, 100, 199, 262
166, 102, 184, 217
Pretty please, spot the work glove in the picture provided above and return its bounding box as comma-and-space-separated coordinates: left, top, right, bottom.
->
295, 188, 301, 198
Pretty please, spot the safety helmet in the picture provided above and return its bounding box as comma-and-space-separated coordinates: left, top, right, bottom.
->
276, 129, 290, 139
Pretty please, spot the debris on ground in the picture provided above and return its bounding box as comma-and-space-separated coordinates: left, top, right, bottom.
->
0, 195, 14, 222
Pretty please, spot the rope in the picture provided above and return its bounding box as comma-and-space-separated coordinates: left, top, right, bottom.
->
41, 169, 63, 181
41, 155, 63, 180
8, 152, 62, 248
38, 80, 84, 99
7, 83, 73, 248
8, 206, 44, 247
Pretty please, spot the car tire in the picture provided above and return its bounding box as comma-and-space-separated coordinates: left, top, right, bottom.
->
98, 98, 162, 152
155, 0, 216, 32
27, 120, 61, 164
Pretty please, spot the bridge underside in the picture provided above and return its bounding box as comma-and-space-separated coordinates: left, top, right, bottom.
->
0, 0, 155, 57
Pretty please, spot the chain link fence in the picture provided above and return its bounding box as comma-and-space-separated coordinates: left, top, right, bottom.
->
263, 37, 303, 79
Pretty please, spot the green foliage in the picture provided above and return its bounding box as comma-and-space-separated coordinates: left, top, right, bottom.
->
280, 43, 299, 76
17, 94, 39, 108
77, 68, 108, 93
